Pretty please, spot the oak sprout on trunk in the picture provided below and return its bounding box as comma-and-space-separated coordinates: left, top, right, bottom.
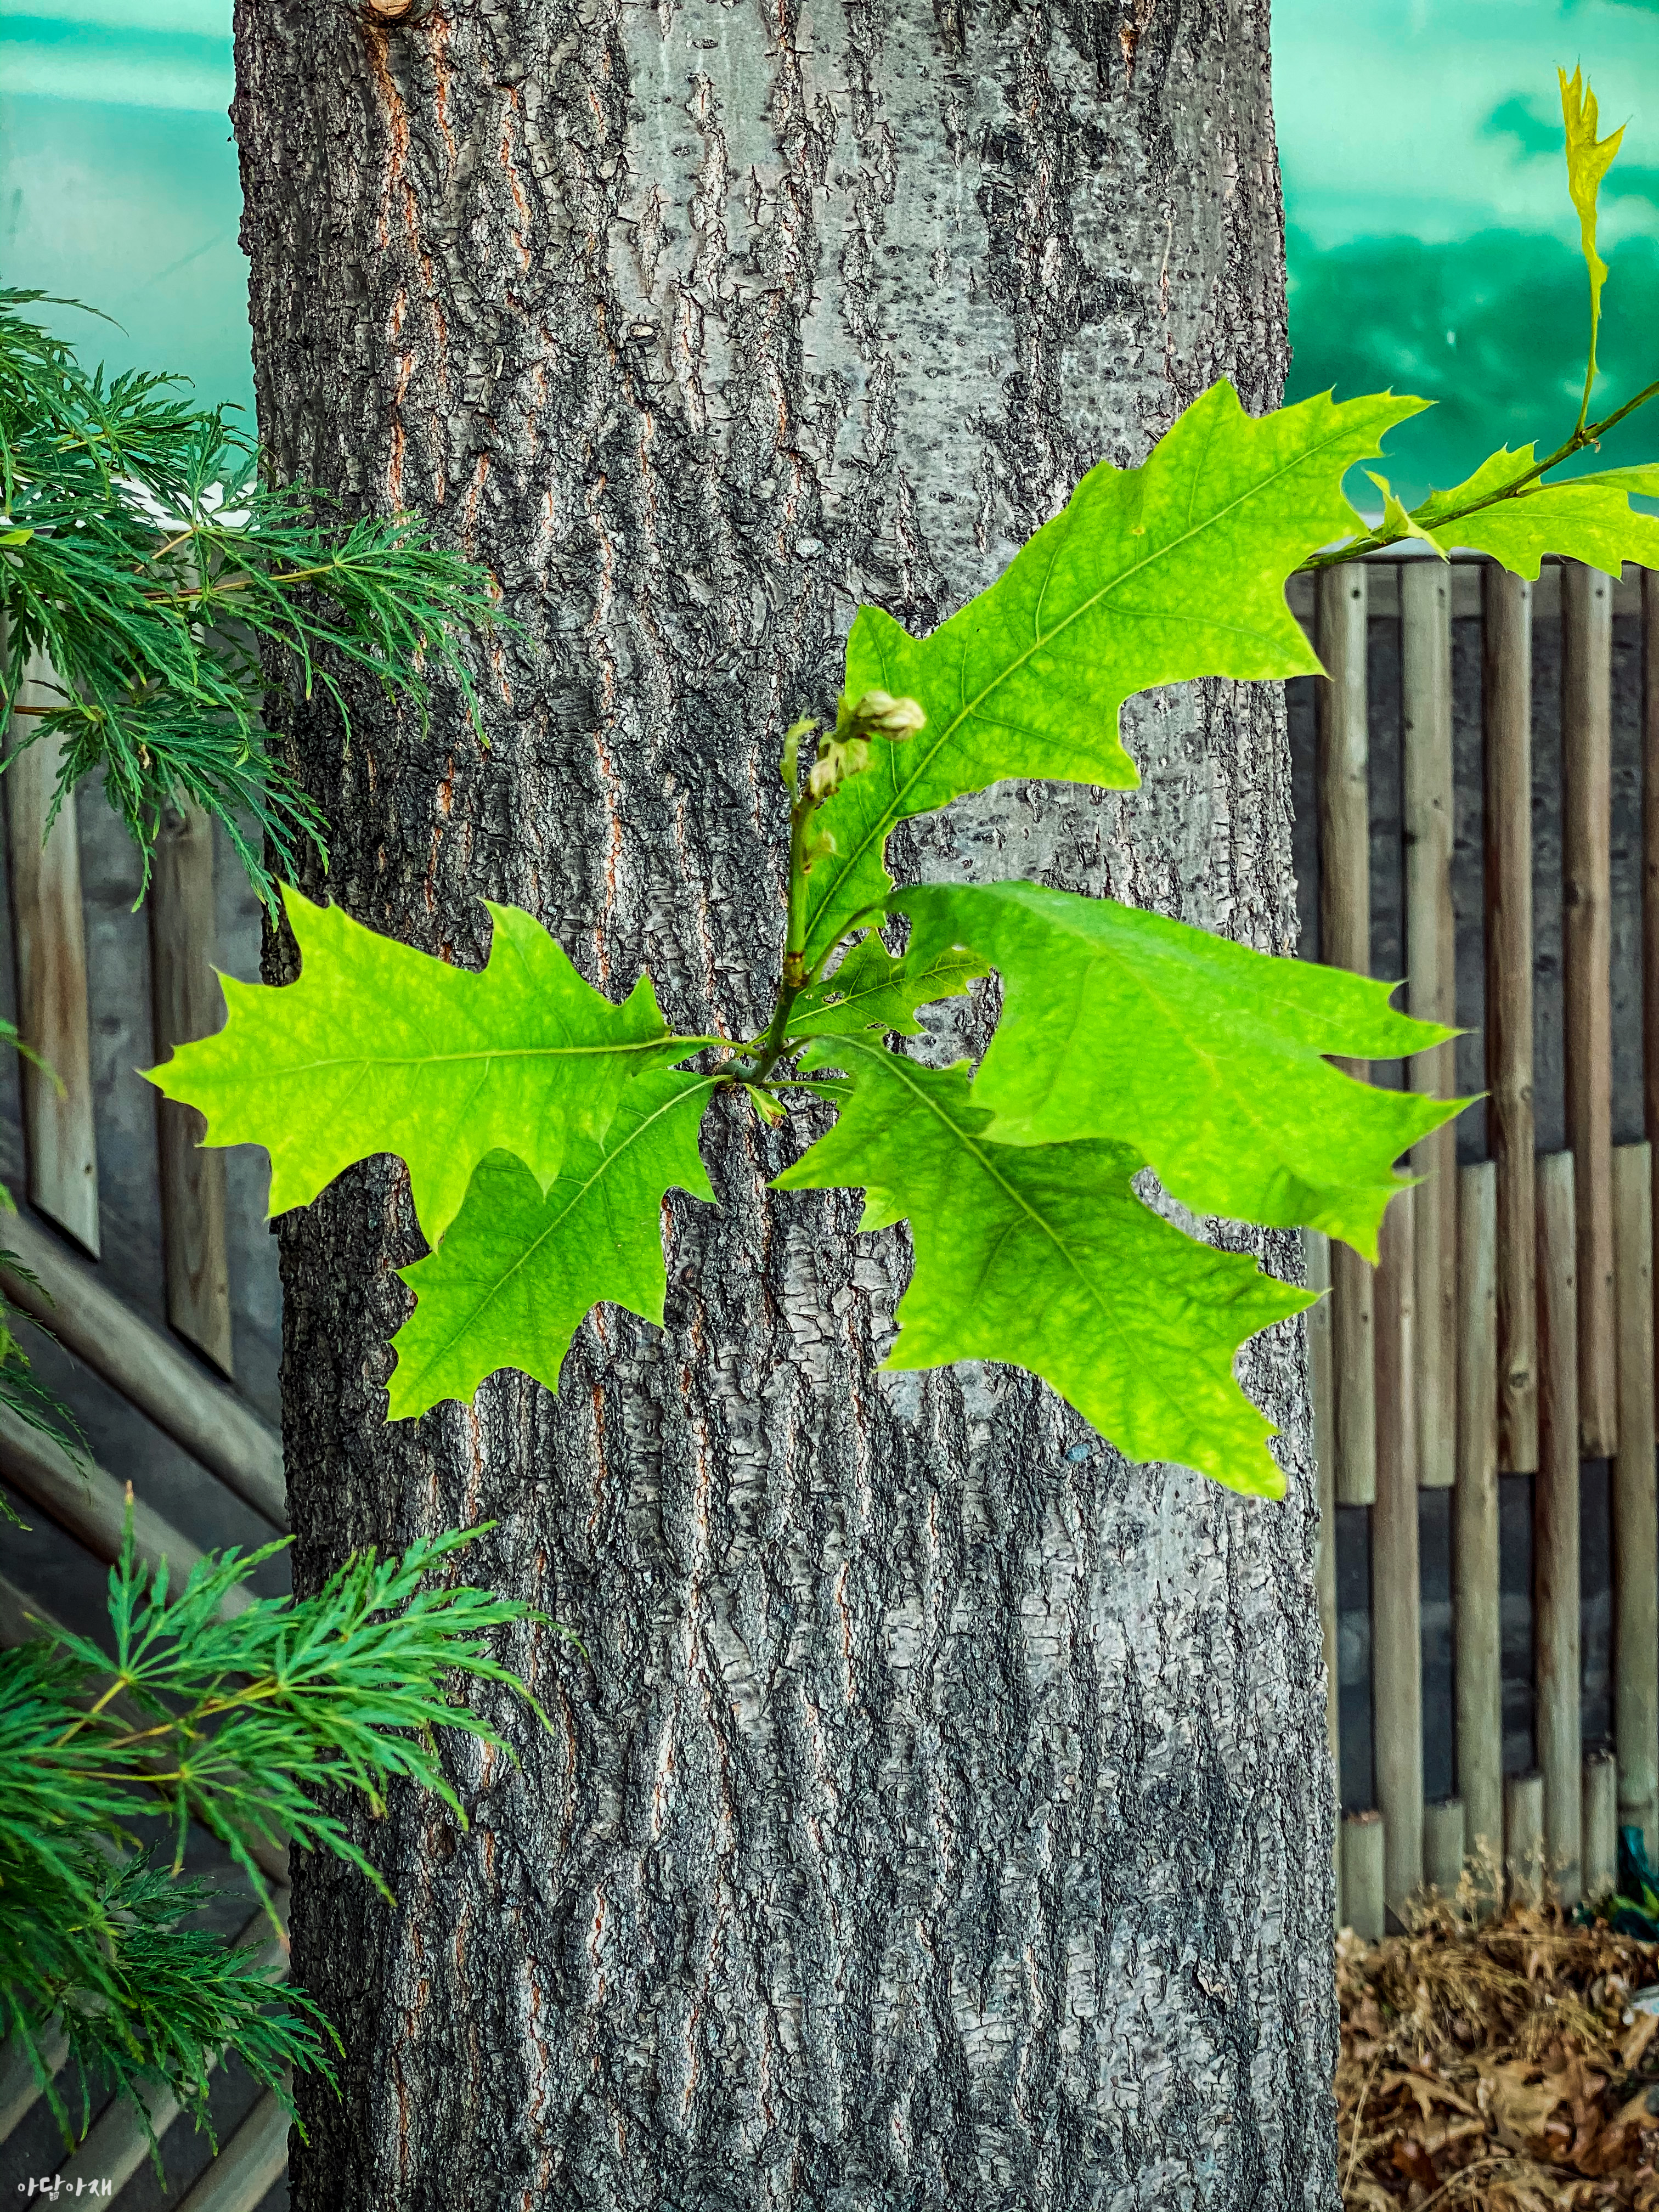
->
151, 16, 1659, 2208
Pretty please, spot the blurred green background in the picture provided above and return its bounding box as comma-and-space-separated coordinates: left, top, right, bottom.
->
1, 0, 1656, 504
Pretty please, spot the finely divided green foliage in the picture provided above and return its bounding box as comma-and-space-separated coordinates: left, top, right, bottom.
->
146, 73, 1659, 1493
774, 1038, 1310, 1495
803, 383, 1425, 966
149, 887, 706, 1239
390, 1072, 719, 1418
898, 882, 1462, 1262
1, 1520, 545, 2153
0, 291, 497, 904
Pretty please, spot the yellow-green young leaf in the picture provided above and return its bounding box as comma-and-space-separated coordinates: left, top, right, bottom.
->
1366, 472, 1447, 559
1560, 66, 1624, 398
145, 888, 704, 1240
899, 882, 1461, 1263
772, 1036, 1310, 1496
799, 381, 1426, 971
388, 1071, 718, 1419
790, 936, 989, 1041
1404, 447, 1659, 577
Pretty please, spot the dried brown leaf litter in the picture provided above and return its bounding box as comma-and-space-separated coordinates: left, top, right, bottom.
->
1339, 1889, 1659, 2209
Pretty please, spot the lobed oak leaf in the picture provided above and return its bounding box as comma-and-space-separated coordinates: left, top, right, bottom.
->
802, 380, 1427, 968
772, 1034, 1308, 1494
145, 887, 708, 1243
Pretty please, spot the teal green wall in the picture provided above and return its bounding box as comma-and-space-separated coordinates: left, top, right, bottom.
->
3, 0, 1655, 500
0, 0, 251, 417
1278, 0, 1659, 501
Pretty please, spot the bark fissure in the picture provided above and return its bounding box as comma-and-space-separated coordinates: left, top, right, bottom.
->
233, 0, 1334, 2200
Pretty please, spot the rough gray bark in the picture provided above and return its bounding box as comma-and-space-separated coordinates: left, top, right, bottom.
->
232, 0, 1336, 2203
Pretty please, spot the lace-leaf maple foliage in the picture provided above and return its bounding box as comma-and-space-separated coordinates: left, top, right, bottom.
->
148, 74, 1659, 1500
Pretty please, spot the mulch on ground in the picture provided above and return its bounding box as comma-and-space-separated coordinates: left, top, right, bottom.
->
1338, 1893, 1659, 2208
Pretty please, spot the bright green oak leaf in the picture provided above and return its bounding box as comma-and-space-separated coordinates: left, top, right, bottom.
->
772, 1035, 1311, 1496
798, 380, 1426, 972
789, 935, 990, 1040
1560, 66, 1624, 398
388, 1071, 719, 1419
898, 881, 1463, 1264
1406, 446, 1659, 577
145, 887, 708, 1241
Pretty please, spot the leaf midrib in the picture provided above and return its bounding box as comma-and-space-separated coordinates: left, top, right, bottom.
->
222, 1034, 710, 1081
834, 1037, 1170, 1406
806, 405, 1369, 963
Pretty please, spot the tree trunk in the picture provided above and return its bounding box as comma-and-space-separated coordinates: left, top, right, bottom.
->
232, 0, 1335, 2203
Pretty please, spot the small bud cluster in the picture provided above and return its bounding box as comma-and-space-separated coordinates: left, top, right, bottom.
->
781, 690, 926, 808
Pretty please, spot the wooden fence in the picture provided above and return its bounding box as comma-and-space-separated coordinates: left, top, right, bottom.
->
2, 552, 1657, 2199
0, 698, 291, 2210
1289, 555, 1659, 1936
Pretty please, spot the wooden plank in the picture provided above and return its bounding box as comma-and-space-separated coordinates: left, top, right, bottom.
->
3, 651, 99, 1254
0, 2023, 67, 2143
53, 1905, 285, 2200
1584, 1748, 1620, 1907
149, 802, 234, 1374
1341, 1809, 1386, 1941
1455, 1160, 1504, 1913
171, 2084, 291, 2212
1562, 562, 1617, 1454
1613, 1142, 1659, 1855
1317, 565, 1377, 1506
1505, 1769, 1545, 1907
0, 1206, 285, 1528
1484, 565, 1538, 1472
1402, 560, 1459, 1487
1535, 1150, 1583, 1906
1305, 1231, 1340, 1803
1424, 1797, 1466, 1898
1287, 554, 1643, 625
0, 1401, 253, 1618
1372, 1187, 1423, 1922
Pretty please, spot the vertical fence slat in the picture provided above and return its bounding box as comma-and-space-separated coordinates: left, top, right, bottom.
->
1318, 565, 1376, 1505
1584, 1748, 1619, 1906
1305, 1231, 1340, 1870
1505, 1769, 1546, 1906
1644, 565, 1659, 1364
1402, 561, 1458, 1488
1614, 1141, 1659, 1854
1562, 563, 1617, 1454
1455, 1161, 1503, 1906
1535, 1150, 1583, 1904
3, 655, 99, 1255
1485, 566, 1538, 1472
149, 803, 234, 1373
1373, 1187, 1423, 1922
1423, 1797, 1466, 1897
1341, 1810, 1386, 1942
